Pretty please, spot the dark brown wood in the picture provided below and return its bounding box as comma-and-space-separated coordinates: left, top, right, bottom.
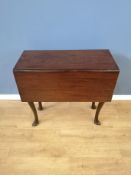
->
94, 102, 105, 125
14, 50, 119, 72
28, 102, 39, 126
13, 50, 120, 126
13, 71, 118, 102
91, 102, 96, 109
38, 102, 43, 110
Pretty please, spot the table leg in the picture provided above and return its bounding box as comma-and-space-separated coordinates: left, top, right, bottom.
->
94, 102, 104, 125
91, 102, 96, 109
28, 102, 39, 126
38, 102, 43, 110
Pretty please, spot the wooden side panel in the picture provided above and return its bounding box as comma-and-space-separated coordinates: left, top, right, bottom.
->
14, 71, 119, 102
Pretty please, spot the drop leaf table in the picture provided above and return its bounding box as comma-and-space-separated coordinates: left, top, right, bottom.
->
13, 50, 119, 126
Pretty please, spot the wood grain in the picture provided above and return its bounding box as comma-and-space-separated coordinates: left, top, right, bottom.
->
14, 71, 118, 102
0, 101, 131, 175
14, 50, 119, 72
13, 50, 119, 102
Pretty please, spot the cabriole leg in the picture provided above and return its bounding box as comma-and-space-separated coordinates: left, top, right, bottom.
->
94, 102, 104, 125
91, 102, 96, 109
38, 102, 43, 110
28, 102, 39, 126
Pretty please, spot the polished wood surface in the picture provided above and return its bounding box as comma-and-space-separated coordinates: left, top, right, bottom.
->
13, 50, 119, 102
0, 100, 131, 174
14, 71, 118, 102
13, 50, 119, 125
14, 50, 119, 72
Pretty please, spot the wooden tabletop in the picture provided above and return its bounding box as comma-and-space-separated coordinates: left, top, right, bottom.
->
14, 50, 119, 72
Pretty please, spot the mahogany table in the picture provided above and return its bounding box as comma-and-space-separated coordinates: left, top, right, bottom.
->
13, 50, 119, 126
